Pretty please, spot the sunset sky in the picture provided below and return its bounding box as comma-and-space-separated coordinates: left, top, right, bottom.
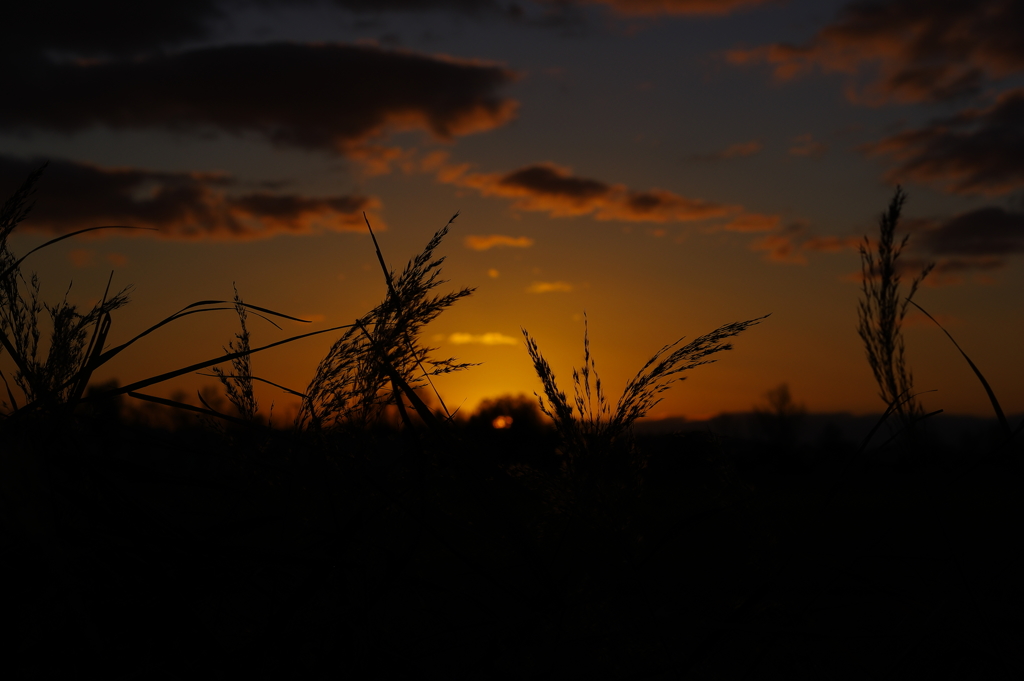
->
2, 0, 1022, 423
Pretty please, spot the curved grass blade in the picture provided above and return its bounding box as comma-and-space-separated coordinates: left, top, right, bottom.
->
0, 369, 19, 411
78, 323, 353, 401
69, 272, 116, 404
354, 320, 443, 434
908, 299, 1010, 437
93, 300, 313, 367
128, 391, 252, 428
0, 328, 31, 385
364, 211, 460, 420
196, 372, 308, 399
873, 407, 944, 451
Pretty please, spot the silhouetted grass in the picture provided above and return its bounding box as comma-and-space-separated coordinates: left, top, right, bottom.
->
857, 186, 934, 436
1, 167, 1021, 679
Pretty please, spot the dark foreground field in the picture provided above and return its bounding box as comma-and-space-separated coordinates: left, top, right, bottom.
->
3, 413, 1022, 680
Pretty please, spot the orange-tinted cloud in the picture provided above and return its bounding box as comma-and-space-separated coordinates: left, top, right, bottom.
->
863, 89, 1024, 195
4, 43, 518, 153
582, 0, 770, 16
801, 235, 861, 253
440, 161, 738, 223
1, 155, 379, 240
727, 0, 1024, 104
750, 232, 806, 264
722, 212, 780, 233
446, 332, 518, 345
528, 281, 574, 293
464, 235, 535, 250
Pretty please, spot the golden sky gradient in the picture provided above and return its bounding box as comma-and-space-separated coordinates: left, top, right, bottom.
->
2, 0, 1023, 423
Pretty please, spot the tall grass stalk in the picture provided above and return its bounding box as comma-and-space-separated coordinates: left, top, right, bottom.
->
210, 284, 259, 422
857, 186, 933, 433
523, 313, 769, 476
0, 166, 130, 419
298, 213, 475, 431
0, 165, 342, 427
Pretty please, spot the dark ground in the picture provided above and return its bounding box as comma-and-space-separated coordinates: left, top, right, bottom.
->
2, 411, 1021, 679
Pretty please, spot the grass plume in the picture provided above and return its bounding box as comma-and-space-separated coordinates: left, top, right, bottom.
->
523, 313, 769, 475
210, 284, 259, 422
298, 213, 476, 431
857, 186, 933, 432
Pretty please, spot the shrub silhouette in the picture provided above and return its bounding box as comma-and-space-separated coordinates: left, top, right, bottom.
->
465, 393, 555, 468
754, 382, 806, 470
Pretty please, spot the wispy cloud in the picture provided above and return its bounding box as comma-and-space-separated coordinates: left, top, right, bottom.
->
3, 44, 518, 154
862, 89, 1024, 196
750, 231, 807, 264
0, 155, 379, 240
528, 281, 574, 293
445, 332, 518, 345
464, 234, 535, 250
722, 213, 780, 233
726, 0, 1024, 104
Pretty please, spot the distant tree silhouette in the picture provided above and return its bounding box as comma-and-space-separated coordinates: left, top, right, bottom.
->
754, 382, 805, 470
465, 394, 554, 468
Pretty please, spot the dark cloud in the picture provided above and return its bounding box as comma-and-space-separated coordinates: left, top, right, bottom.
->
2, 1, 221, 60
844, 206, 1024, 286
749, 198, 1024, 279
437, 160, 739, 221
2, 43, 517, 153
2, 1, 513, 60
499, 164, 609, 201
0, 155, 378, 240
931, 257, 1004, 274
329, 0, 500, 10
728, 0, 1024, 103
890, 255, 1004, 287
582, 0, 770, 15
919, 206, 1024, 256
863, 88, 1024, 195
2, 0, 761, 65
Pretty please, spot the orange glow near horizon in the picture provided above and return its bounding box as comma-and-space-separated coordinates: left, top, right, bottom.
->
2, 1, 1023, 426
